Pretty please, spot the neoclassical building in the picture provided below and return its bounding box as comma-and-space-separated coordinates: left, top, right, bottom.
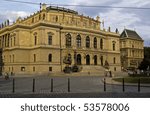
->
120, 29, 144, 70
0, 4, 121, 75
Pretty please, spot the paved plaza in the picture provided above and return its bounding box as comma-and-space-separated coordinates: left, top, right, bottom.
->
0, 73, 150, 98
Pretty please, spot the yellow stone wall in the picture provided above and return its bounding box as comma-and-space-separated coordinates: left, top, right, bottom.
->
0, 6, 122, 75
120, 38, 144, 69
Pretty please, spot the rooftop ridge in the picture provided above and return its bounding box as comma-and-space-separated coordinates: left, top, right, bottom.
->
46, 5, 78, 14
121, 29, 142, 40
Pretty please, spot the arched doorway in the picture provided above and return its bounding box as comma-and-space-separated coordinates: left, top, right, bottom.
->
86, 55, 90, 65
77, 54, 81, 65
94, 55, 97, 65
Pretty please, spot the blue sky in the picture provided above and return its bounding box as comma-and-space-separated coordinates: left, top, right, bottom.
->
0, 0, 150, 46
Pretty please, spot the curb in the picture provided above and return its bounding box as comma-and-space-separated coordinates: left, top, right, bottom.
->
103, 77, 150, 87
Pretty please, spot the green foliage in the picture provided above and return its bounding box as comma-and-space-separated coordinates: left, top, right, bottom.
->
138, 47, 150, 70
144, 47, 150, 59
138, 59, 150, 70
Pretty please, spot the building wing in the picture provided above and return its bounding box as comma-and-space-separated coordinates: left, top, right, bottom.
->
120, 29, 142, 40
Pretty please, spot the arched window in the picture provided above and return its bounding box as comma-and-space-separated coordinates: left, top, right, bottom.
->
94, 55, 97, 65
34, 33, 37, 45
76, 35, 81, 48
86, 55, 90, 65
112, 41, 116, 51
34, 36, 37, 45
43, 14, 45, 20
66, 33, 72, 48
100, 56, 103, 66
94, 37, 97, 48
86, 36, 90, 48
100, 39, 103, 50
113, 57, 116, 64
48, 54, 52, 62
77, 54, 82, 65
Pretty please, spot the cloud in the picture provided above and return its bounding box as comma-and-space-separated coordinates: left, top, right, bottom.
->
71, 0, 150, 46
116, 0, 150, 7
0, 11, 30, 24
99, 8, 141, 30
0, 0, 150, 46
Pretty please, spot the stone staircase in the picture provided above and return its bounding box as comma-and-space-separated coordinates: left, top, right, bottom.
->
81, 65, 105, 74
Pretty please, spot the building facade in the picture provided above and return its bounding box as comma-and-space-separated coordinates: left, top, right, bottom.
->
0, 5, 121, 75
120, 29, 144, 70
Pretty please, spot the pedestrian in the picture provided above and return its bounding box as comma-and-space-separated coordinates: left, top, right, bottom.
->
5, 72, 9, 80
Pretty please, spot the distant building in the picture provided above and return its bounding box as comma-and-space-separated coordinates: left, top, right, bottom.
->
120, 29, 144, 70
0, 5, 121, 75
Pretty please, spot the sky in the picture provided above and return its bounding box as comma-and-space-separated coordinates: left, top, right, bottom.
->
0, 0, 150, 46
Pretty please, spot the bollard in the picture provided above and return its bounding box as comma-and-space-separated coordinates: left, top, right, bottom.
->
12, 78, 15, 93
104, 78, 106, 92
51, 79, 53, 92
122, 78, 125, 92
68, 78, 70, 92
138, 79, 140, 92
32, 79, 35, 93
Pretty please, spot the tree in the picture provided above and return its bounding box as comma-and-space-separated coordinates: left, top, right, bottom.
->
138, 47, 150, 70
138, 59, 150, 70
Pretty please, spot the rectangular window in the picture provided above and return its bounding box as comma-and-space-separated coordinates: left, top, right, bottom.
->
21, 67, 25, 72
34, 54, 36, 62
12, 55, 14, 62
113, 57, 116, 64
5, 35, 7, 47
113, 43, 115, 51
34, 36, 37, 45
11, 38, 12, 47
48, 54, 52, 62
33, 67, 35, 72
14, 37, 16, 46
10, 55, 11, 62
8, 37, 9, 47
48, 35, 52, 45
49, 67, 52, 71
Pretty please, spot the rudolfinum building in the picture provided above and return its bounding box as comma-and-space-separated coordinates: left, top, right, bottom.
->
0, 4, 126, 75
